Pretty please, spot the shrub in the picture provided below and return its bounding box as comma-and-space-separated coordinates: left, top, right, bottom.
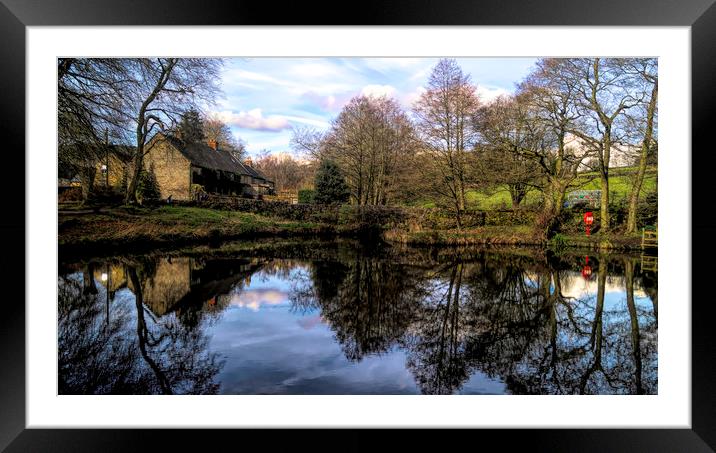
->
549, 233, 568, 251
637, 191, 658, 227
58, 187, 82, 203
191, 184, 207, 200
608, 196, 628, 228
298, 189, 315, 204
137, 169, 161, 203
534, 210, 560, 241
189, 195, 342, 223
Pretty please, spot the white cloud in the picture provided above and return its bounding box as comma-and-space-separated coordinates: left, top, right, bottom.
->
215, 109, 291, 132
477, 85, 511, 104
230, 289, 288, 311
223, 67, 353, 96
300, 91, 343, 111
360, 84, 397, 99
402, 86, 427, 107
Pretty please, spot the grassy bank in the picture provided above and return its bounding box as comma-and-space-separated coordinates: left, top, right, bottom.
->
417, 167, 657, 210
59, 204, 651, 254
59, 205, 346, 253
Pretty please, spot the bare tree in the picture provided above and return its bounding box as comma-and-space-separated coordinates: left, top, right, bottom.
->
203, 114, 247, 161
320, 95, 416, 205
623, 59, 658, 233
475, 95, 548, 210
413, 59, 480, 227
122, 58, 223, 204
58, 58, 133, 201
519, 59, 592, 217
254, 151, 316, 192
290, 126, 327, 159
564, 58, 642, 231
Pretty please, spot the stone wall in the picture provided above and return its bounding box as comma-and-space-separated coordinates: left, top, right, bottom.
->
178, 195, 538, 230
144, 140, 192, 200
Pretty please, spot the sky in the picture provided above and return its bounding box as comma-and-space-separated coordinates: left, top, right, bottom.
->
211, 57, 539, 157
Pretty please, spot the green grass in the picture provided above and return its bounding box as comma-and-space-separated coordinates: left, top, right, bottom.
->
59, 205, 330, 250
448, 168, 657, 210
572, 172, 657, 195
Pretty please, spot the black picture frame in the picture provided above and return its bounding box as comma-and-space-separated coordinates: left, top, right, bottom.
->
1, 0, 714, 451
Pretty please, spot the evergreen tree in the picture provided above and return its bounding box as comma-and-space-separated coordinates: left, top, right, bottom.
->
177, 108, 205, 144
314, 159, 349, 204
137, 168, 161, 203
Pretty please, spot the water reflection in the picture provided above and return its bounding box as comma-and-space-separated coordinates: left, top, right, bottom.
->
58, 245, 657, 395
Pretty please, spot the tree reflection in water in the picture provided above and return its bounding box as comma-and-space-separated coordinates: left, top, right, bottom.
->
59, 260, 226, 394
291, 250, 657, 395
59, 246, 657, 395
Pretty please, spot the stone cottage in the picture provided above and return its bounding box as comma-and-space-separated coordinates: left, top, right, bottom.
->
143, 134, 274, 200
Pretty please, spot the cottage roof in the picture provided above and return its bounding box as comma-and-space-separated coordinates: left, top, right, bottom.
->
160, 135, 272, 183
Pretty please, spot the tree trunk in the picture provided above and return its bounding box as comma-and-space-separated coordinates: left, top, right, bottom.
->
624, 258, 643, 394
124, 59, 176, 205
458, 176, 467, 212
542, 182, 555, 216
599, 173, 610, 231
553, 181, 566, 217
82, 263, 97, 295
600, 129, 612, 231
125, 150, 142, 204
626, 81, 657, 233
509, 184, 526, 209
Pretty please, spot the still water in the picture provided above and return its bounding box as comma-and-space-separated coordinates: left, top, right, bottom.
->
58, 241, 657, 395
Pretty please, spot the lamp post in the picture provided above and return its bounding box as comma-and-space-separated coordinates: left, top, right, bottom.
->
101, 264, 110, 326
104, 128, 109, 187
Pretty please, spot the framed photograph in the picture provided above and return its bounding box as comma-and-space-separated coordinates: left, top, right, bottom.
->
3, 0, 714, 450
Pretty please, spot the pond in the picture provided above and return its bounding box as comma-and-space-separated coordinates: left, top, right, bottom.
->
58, 240, 657, 395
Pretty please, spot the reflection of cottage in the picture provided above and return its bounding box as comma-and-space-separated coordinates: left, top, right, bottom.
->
144, 135, 274, 200
126, 256, 267, 318
139, 258, 193, 316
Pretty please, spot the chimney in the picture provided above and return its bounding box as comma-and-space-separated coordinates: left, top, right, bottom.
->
244, 157, 253, 167
207, 139, 218, 150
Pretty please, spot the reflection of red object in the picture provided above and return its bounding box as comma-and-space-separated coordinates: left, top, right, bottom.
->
208, 297, 216, 306
581, 256, 592, 279
582, 265, 592, 280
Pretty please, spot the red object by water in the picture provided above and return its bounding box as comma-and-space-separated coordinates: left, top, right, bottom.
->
584, 211, 594, 236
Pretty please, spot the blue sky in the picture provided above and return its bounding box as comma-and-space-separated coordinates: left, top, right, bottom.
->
211, 57, 538, 157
